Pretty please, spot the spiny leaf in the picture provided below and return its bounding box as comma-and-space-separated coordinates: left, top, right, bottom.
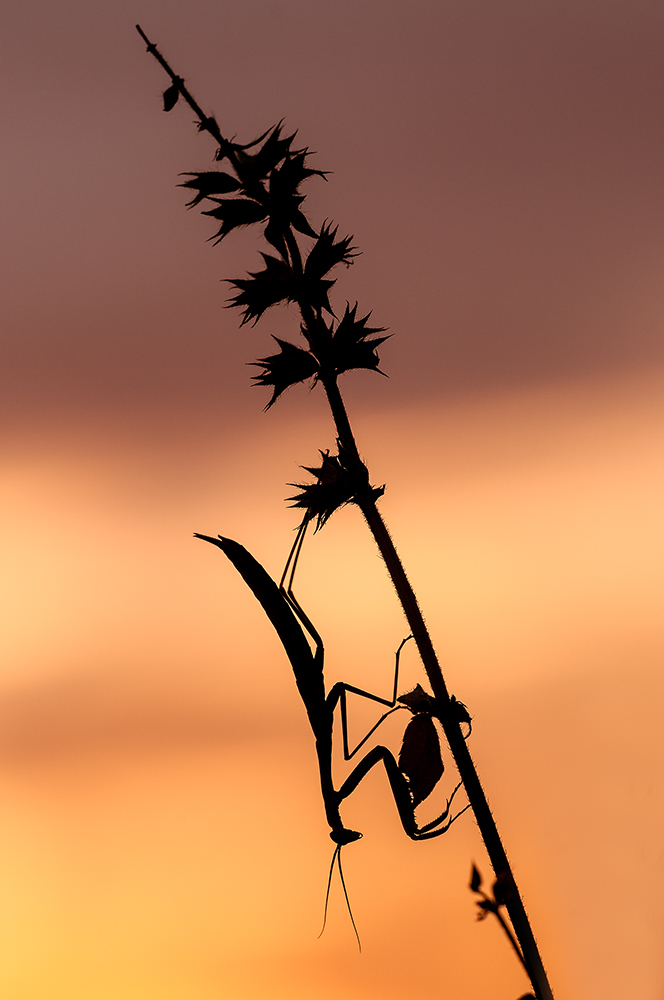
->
470, 865, 483, 893
398, 714, 443, 808
270, 150, 328, 199
304, 223, 358, 281
287, 451, 360, 530
227, 254, 297, 325
234, 122, 297, 184
234, 125, 274, 151
263, 194, 313, 257
330, 303, 390, 375
227, 253, 337, 325
304, 277, 336, 316
162, 79, 182, 112
291, 208, 319, 238
286, 450, 383, 531
178, 171, 241, 207
260, 151, 324, 255
211, 125, 274, 168
203, 198, 267, 243
251, 337, 319, 408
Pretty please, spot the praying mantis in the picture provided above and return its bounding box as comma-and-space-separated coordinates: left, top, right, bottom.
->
195, 521, 471, 852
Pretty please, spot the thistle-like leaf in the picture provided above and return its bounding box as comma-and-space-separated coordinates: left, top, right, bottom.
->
203, 198, 267, 243
234, 122, 297, 185
330, 303, 390, 375
178, 171, 241, 207
162, 80, 181, 112
303, 277, 336, 316
262, 153, 322, 255
227, 254, 297, 325
287, 451, 358, 530
271, 150, 328, 198
234, 125, 275, 151
291, 208, 319, 238
228, 253, 337, 324
286, 449, 383, 530
263, 193, 312, 258
251, 337, 319, 408
398, 714, 444, 808
304, 223, 358, 281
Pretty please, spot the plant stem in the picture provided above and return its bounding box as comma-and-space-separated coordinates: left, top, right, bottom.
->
135, 26, 554, 995
493, 905, 530, 976
321, 375, 554, 1000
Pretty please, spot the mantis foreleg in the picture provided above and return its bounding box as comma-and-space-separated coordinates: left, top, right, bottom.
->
335, 744, 468, 840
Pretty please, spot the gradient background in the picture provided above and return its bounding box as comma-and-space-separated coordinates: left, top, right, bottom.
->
3, 1, 664, 998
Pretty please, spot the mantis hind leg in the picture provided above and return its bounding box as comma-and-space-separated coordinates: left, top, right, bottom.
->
336, 745, 468, 841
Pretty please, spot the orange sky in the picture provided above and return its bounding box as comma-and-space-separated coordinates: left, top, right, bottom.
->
3, 2, 664, 998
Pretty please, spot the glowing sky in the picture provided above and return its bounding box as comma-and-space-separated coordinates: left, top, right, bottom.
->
2, 2, 664, 998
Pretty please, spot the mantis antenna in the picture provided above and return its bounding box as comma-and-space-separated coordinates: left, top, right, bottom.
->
319, 843, 361, 952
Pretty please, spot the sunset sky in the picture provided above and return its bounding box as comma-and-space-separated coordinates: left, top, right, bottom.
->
2, 2, 664, 998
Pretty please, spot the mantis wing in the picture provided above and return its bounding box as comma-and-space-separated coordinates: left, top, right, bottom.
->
398, 714, 444, 808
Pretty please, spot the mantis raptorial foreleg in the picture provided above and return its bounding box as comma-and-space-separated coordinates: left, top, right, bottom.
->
336, 745, 465, 839
197, 525, 470, 845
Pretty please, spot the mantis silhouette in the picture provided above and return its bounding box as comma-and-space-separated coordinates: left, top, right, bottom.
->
196, 522, 471, 852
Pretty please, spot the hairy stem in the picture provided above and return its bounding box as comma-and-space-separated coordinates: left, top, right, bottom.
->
320, 372, 553, 1000
493, 905, 530, 976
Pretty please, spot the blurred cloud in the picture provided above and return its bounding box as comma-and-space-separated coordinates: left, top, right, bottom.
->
3, 0, 664, 430
1, 363, 662, 997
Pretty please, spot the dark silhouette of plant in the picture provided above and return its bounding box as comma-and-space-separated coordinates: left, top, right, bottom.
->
470, 863, 538, 999
136, 25, 555, 1000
